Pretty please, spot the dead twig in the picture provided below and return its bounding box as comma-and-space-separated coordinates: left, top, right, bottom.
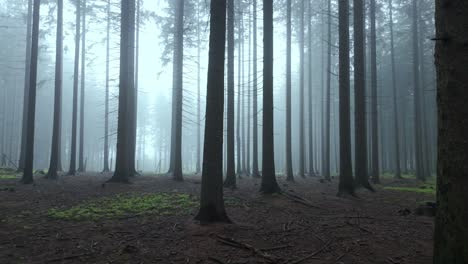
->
260, 244, 291, 251
287, 240, 331, 264
212, 234, 278, 263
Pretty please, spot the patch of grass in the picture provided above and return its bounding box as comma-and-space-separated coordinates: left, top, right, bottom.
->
48, 193, 197, 221
384, 185, 435, 195
0, 174, 17, 179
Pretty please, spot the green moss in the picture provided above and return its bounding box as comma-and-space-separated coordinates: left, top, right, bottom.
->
0, 174, 17, 179
48, 193, 197, 221
384, 186, 436, 195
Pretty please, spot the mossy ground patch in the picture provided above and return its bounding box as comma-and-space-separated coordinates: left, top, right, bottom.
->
48, 193, 197, 221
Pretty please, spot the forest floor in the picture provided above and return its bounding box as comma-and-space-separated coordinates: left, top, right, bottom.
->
0, 170, 435, 264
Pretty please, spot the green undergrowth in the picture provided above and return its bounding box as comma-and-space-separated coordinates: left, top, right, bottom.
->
384, 181, 436, 195
0, 168, 17, 179
48, 193, 197, 221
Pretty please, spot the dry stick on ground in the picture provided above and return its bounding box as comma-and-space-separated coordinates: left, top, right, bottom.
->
281, 192, 323, 210
287, 240, 332, 264
212, 234, 278, 263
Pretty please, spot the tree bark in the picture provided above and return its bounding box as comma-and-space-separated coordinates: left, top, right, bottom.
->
251, 0, 260, 178
370, 0, 380, 184
337, 0, 354, 196
323, 0, 332, 181
78, 0, 86, 173
224, 0, 236, 189
21, 0, 40, 184
285, 0, 293, 182
260, 0, 280, 194
298, 0, 305, 178
307, 0, 315, 177
194, 0, 230, 223
46, 0, 63, 180
433, 1, 468, 262
103, 0, 111, 173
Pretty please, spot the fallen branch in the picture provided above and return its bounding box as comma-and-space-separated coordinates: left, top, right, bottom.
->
213, 234, 278, 263
281, 192, 323, 210
208, 257, 226, 264
260, 244, 291, 251
287, 240, 331, 264
48, 253, 89, 262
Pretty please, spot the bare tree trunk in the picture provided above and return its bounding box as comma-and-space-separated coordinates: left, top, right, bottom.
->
103, 0, 111, 173
251, 0, 260, 178
108, 0, 136, 183
285, 0, 293, 182
21, 0, 40, 184
298, 0, 305, 178
246, 2, 252, 176
236, 14, 242, 177
46, 0, 63, 180
195, 0, 230, 223
260, 0, 280, 194
18, 0, 33, 172
323, 0, 332, 181
337, 0, 354, 196
354, 0, 373, 190
433, 1, 468, 262
78, 0, 86, 173
196, 0, 201, 174
388, 0, 401, 179
307, 0, 315, 177
224, 0, 236, 188
68, 0, 81, 176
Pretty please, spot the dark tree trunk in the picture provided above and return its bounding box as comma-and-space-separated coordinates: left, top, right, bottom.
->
285, 0, 293, 182
108, 0, 136, 183
132, 0, 141, 173
388, 0, 401, 179
411, 0, 425, 181
169, 0, 184, 181
196, 0, 201, 174
69, 0, 81, 176
353, 0, 373, 190
224, 0, 236, 188
103, 0, 111, 173
194, 0, 230, 223
236, 17, 242, 176
298, 0, 305, 178
251, 0, 260, 178
246, 2, 252, 176
323, 0, 332, 181
370, 0, 380, 184
78, 0, 86, 173
21, 0, 40, 184
307, 0, 315, 177
260, 0, 280, 194
433, 1, 468, 262
18, 0, 33, 172
337, 0, 354, 196
46, 0, 63, 180
241, 12, 246, 175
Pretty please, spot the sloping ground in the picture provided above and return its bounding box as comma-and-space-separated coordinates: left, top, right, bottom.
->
0, 173, 434, 264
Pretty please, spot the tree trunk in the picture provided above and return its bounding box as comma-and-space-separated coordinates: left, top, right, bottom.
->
369, 0, 380, 184
246, 2, 252, 176
307, 0, 315, 177
298, 0, 305, 178
108, 0, 136, 183
18, 0, 33, 172
353, 0, 373, 190
251, 0, 260, 178
194, 0, 230, 223
388, 0, 401, 179
21, 0, 40, 184
196, 0, 201, 174
260, 0, 280, 194
46, 0, 63, 180
433, 1, 468, 262
103, 0, 111, 173
285, 0, 293, 182
411, 0, 425, 181
169, 0, 184, 181
323, 0, 332, 181
224, 0, 236, 188
78, 0, 86, 173
337, 0, 354, 196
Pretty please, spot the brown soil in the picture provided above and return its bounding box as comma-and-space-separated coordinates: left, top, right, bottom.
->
0, 174, 434, 264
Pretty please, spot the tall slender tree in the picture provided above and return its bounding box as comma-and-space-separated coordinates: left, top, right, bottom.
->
224, 0, 236, 188
45, 0, 64, 180
20, 0, 40, 184
337, 0, 354, 196
251, 0, 260, 178
307, 0, 315, 177
108, 0, 136, 183
68, 0, 81, 176
103, 0, 111, 173
17, 0, 33, 172
370, 0, 380, 184
285, 0, 293, 182
78, 0, 86, 173
260, 0, 280, 194
298, 0, 305, 178
323, 0, 332, 181
194, 0, 230, 223
354, 0, 373, 190
388, 0, 401, 179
